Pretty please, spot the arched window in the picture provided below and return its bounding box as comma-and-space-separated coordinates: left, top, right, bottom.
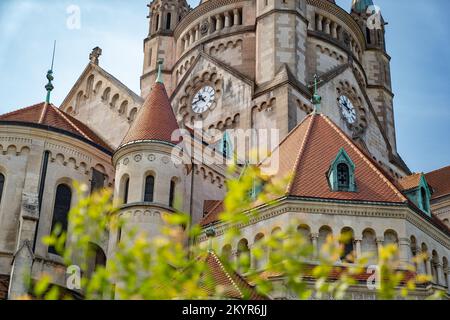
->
340, 227, 355, 263
0, 173, 5, 204
337, 163, 350, 189
166, 12, 172, 30
144, 175, 155, 202
102, 87, 111, 101
86, 75, 94, 97
362, 229, 378, 264
123, 177, 130, 204
237, 238, 250, 273
86, 243, 107, 278
318, 226, 333, 256
169, 179, 176, 207
49, 184, 72, 254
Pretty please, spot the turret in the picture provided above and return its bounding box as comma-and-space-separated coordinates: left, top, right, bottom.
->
351, 0, 386, 51
111, 61, 187, 248
141, 0, 191, 97
351, 1, 398, 157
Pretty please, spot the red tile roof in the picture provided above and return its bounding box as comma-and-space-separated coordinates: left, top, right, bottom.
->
398, 173, 423, 191
120, 82, 180, 148
0, 102, 112, 152
426, 166, 450, 200
201, 114, 407, 226
199, 251, 267, 300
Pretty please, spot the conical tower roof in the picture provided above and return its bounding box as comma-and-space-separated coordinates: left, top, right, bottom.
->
119, 81, 181, 148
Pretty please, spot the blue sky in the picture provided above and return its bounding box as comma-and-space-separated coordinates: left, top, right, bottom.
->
0, 0, 449, 173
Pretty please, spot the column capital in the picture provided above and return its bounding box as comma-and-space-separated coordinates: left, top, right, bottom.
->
354, 237, 363, 242
310, 233, 319, 239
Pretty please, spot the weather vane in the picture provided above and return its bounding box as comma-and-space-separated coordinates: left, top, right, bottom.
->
310, 74, 323, 114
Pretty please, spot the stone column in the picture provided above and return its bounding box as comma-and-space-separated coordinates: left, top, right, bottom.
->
184, 35, 189, 50
331, 22, 338, 38
311, 233, 319, 260
190, 29, 195, 45
445, 270, 450, 294
324, 18, 331, 35
376, 237, 384, 260
354, 237, 362, 260
194, 26, 199, 42
215, 15, 223, 31
316, 15, 323, 32
233, 9, 241, 26
426, 258, 432, 277
224, 12, 231, 28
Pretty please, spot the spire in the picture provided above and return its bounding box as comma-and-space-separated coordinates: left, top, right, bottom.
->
119, 63, 180, 148
351, 0, 375, 14
156, 58, 164, 84
45, 41, 56, 104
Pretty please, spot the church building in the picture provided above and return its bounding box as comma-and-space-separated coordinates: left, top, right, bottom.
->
0, 0, 449, 300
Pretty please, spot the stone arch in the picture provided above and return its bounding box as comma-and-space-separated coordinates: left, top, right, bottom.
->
129, 108, 138, 121
102, 87, 111, 101
75, 91, 84, 110
362, 228, 378, 264
94, 80, 103, 94
86, 74, 95, 97
119, 100, 128, 115
318, 225, 333, 253
297, 224, 312, 244
383, 229, 398, 245
110, 94, 120, 109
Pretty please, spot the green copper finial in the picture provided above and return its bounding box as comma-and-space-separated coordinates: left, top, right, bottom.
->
156, 58, 164, 84
311, 74, 322, 113
45, 41, 56, 104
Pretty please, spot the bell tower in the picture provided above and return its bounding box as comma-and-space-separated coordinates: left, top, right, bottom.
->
141, 0, 191, 98
351, 0, 397, 154
255, 0, 308, 85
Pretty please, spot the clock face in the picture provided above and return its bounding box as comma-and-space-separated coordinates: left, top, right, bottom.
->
338, 95, 357, 124
192, 86, 215, 114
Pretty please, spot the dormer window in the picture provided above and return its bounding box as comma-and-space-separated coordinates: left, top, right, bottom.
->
328, 148, 356, 192
337, 163, 350, 189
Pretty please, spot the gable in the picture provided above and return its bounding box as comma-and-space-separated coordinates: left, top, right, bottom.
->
60, 63, 144, 149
